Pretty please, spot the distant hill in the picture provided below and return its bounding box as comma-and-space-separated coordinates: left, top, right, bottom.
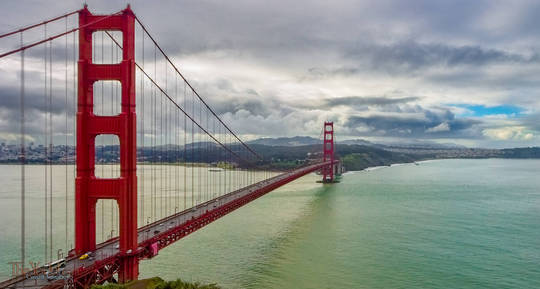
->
247, 136, 465, 150
247, 136, 320, 146
246, 143, 418, 171
248, 136, 379, 147
1, 139, 538, 171
336, 144, 417, 170
500, 147, 540, 158
338, 138, 377, 146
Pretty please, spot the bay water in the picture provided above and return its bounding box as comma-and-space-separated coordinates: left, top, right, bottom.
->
1, 159, 540, 288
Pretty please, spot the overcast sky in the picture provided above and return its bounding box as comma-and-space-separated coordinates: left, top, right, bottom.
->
1, 0, 540, 148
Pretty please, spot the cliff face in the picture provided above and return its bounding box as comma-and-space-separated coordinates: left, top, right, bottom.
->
341, 152, 417, 171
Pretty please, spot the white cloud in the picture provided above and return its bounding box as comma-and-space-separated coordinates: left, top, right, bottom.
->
426, 122, 450, 133
482, 126, 534, 140
524, 133, 534, 140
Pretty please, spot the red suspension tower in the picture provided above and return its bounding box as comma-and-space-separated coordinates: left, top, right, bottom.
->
75, 5, 138, 282
322, 121, 334, 183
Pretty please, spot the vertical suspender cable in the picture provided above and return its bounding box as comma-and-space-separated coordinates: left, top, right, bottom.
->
72, 30, 76, 250
230, 134, 233, 191
207, 112, 210, 200
164, 63, 167, 216
100, 32, 104, 241
20, 32, 26, 269
168, 79, 171, 215
49, 36, 53, 262
150, 53, 153, 222
183, 81, 186, 210
65, 18, 69, 251
229, 133, 232, 193
214, 118, 217, 198
201, 106, 204, 202
150, 65, 153, 223
116, 36, 120, 230
141, 29, 145, 225
43, 24, 48, 264
206, 108, 209, 201
211, 117, 214, 199
199, 97, 202, 202
224, 128, 226, 195
152, 44, 156, 221
223, 128, 225, 192
170, 88, 172, 213
204, 108, 206, 201
158, 49, 163, 218
115, 35, 120, 233
198, 97, 201, 203
110, 34, 115, 237
175, 75, 179, 212
237, 146, 239, 190
226, 133, 229, 193
159, 72, 162, 217
166, 64, 170, 216
191, 90, 194, 207
230, 133, 232, 192
168, 67, 172, 215
241, 147, 243, 188
218, 124, 220, 197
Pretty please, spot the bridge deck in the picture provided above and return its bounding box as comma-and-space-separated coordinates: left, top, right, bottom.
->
1, 161, 334, 289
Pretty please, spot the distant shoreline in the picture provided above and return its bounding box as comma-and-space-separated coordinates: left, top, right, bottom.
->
342, 157, 540, 174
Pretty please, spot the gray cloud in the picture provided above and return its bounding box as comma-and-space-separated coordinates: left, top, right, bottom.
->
213, 98, 271, 117
519, 113, 540, 132
185, 78, 286, 118
349, 42, 534, 69
1, 0, 540, 147
344, 106, 482, 138
325, 96, 419, 107
0, 84, 73, 115
306, 42, 539, 79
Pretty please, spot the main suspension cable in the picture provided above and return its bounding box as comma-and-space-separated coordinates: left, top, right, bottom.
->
133, 16, 262, 161
103, 31, 255, 167
0, 10, 123, 59
0, 9, 81, 39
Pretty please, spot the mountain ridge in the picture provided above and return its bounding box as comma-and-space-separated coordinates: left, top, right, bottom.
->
247, 136, 466, 149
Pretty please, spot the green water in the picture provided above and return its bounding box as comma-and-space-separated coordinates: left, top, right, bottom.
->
1, 159, 540, 288
139, 159, 540, 288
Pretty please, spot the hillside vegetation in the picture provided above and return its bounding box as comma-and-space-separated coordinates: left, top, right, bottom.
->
91, 277, 220, 289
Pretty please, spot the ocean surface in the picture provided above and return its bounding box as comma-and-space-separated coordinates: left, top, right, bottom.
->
1, 159, 540, 288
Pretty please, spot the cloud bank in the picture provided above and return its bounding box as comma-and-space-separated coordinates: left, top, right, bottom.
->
1, 0, 540, 148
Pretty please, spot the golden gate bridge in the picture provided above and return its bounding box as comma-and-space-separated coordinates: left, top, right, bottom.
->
0, 5, 340, 288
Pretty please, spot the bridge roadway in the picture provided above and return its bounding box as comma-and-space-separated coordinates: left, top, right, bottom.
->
1, 161, 334, 289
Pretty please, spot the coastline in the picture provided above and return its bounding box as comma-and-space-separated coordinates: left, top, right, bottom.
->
341, 157, 540, 175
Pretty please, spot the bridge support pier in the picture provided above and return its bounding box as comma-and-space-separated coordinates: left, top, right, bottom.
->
76, 5, 138, 283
